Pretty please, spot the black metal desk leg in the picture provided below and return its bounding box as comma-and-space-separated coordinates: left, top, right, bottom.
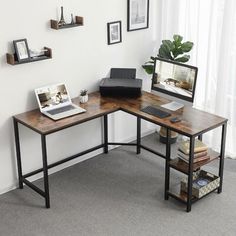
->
218, 123, 227, 193
104, 115, 108, 154
137, 117, 141, 154
187, 137, 195, 212
41, 135, 50, 208
198, 134, 203, 141
164, 128, 171, 200
13, 118, 23, 189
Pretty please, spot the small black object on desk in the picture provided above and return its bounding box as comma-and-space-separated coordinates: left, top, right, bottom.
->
170, 117, 182, 123
99, 68, 142, 97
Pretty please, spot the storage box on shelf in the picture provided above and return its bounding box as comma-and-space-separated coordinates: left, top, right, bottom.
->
180, 170, 220, 198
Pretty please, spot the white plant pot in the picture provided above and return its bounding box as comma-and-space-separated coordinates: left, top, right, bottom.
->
80, 95, 88, 103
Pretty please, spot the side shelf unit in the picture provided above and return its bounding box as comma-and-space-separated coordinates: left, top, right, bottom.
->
164, 123, 227, 212
50, 16, 83, 30
6, 47, 52, 65
168, 151, 219, 203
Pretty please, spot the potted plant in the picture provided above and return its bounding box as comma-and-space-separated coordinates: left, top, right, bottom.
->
142, 56, 159, 83
142, 34, 193, 76
80, 89, 88, 103
142, 34, 194, 144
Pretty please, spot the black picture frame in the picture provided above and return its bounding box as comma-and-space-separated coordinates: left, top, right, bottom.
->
107, 21, 122, 45
13, 39, 30, 62
127, 0, 149, 31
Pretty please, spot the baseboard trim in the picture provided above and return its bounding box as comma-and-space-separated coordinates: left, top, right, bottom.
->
0, 185, 17, 195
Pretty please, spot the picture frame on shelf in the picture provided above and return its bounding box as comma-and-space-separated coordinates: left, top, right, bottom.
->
13, 39, 30, 62
127, 0, 149, 31
107, 21, 122, 45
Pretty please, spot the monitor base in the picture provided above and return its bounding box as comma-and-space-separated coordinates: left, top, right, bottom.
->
161, 101, 184, 111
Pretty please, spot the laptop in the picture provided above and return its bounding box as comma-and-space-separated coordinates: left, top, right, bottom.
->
35, 83, 86, 120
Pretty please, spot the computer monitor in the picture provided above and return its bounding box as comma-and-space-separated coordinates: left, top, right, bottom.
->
152, 57, 198, 107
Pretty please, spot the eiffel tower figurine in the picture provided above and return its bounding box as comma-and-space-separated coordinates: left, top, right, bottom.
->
58, 6, 66, 26
70, 14, 75, 25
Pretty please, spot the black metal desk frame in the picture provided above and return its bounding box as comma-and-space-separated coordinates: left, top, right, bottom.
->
13, 109, 227, 212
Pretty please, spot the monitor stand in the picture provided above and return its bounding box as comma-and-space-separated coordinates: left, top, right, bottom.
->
160, 101, 184, 111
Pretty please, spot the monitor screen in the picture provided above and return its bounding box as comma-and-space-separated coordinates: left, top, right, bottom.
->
152, 57, 198, 102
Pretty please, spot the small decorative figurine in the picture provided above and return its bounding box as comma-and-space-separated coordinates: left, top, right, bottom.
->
58, 6, 66, 26
70, 14, 75, 25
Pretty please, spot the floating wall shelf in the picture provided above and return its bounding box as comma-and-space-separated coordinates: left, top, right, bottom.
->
50, 16, 84, 30
6, 47, 52, 65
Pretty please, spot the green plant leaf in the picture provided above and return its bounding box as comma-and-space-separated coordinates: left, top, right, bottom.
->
142, 64, 154, 74
158, 44, 173, 60
175, 54, 190, 63
172, 47, 183, 59
181, 42, 194, 52
154, 34, 193, 65
173, 35, 183, 45
162, 40, 174, 51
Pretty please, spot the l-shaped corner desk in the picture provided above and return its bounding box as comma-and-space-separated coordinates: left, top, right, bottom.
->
13, 91, 227, 212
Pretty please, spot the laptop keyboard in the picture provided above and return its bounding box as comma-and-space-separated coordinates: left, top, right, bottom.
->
47, 105, 75, 115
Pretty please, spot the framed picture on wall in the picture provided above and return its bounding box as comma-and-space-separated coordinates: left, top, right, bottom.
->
127, 0, 149, 31
13, 39, 30, 62
107, 21, 122, 45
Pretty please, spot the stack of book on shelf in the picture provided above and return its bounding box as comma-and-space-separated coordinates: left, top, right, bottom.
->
177, 139, 209, 164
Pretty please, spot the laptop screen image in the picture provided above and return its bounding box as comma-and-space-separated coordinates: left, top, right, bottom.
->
35, 83, 71, 112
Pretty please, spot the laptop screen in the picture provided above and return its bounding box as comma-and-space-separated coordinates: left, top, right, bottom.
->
35, 83, 71, 111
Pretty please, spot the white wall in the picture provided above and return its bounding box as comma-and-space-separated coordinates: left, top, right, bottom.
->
0, 0, 159, 194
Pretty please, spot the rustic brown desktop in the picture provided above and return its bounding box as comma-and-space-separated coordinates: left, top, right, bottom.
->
13, 91, 227, 212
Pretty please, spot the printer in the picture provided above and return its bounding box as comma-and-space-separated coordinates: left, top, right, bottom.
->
99, 68, 142, 97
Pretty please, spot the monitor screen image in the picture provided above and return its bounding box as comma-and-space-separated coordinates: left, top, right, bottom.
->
152, 57, 198, 102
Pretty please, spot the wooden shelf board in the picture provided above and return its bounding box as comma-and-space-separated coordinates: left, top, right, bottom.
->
168, 188, 197, 204
7, 55, 51, 65
51, 23, 83, 30
19, 56, 50, 64
50, 16, 83, 30
6, 47, 52, 65
170, 150, 219, 174
169, 186, 219, 205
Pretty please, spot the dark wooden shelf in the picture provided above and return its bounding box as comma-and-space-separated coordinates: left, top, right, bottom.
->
168, 190, 197, 204
169, 149, 219, 175
6, 47, 52, 65
168, 182, 219, 206
50, 16, 83, 30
